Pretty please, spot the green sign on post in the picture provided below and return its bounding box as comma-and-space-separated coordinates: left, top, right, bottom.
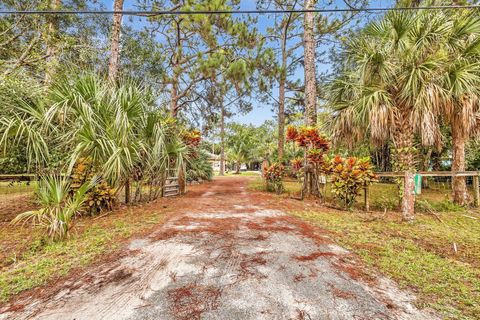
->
414, 174, 422, 195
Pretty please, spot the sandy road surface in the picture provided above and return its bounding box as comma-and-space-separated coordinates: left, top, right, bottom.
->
0, 177, 437, 320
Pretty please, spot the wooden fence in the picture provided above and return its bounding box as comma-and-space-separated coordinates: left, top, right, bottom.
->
365, 171, 480, 217
0, 174, 35, 182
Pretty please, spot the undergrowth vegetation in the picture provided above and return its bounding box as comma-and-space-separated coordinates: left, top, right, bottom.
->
0, 206, 165, 302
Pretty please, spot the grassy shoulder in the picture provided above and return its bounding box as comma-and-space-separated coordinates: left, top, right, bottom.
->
291, 209, 480, 319
0, 205, 165, 302
248, 177, 480, 319
0, 181, 36, 195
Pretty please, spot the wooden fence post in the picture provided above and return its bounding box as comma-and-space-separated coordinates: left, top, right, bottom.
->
473, 173, 480, 208
364, 182, 369, 212
402, 171, 415, 221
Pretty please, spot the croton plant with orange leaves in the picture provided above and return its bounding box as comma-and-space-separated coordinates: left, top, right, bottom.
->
324, 155, 378, 208
286, 126, 329, 166
264, 163, 285, 194
290, 157, 303, 173
182, 129, 202, 148
182, 129, 202, 159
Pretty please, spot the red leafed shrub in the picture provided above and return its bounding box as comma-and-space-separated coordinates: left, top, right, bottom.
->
287, 126, 329, 151
182, 129, 202, 160
286, 126, 298, 142
264, 163, 285, 194
183, 129, 202, 148
306, 148, 325, 165
290, 157, 303, 172
324, 156, 377, 208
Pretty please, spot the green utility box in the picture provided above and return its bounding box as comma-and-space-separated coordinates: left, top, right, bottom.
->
414, 174, 422, 195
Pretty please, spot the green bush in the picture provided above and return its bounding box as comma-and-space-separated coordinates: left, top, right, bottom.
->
325, 156, 377, 209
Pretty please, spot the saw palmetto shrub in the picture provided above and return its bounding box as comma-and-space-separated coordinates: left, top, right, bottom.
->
12, 176, 95, 240
324, 156, 377, 209
186, 150, 213, 183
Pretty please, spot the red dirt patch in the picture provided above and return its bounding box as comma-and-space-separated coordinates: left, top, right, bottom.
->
329, 284, 356, 300
246, 221, 295, 233
294, 251, 336, 262
167, 284, 221, 320
0, 193, 37, 222
332, 258, 377, 286
238, 252, 268, 280
151, 217, 241, 241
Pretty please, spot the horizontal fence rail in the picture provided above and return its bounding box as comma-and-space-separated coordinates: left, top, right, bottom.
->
376, 171, 480, 177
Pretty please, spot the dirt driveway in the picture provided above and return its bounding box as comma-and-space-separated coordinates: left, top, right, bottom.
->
0, 177, 437, 320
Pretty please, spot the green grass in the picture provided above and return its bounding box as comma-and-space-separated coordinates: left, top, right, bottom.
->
290, 209, 480, 319
0, 181, 36, 195
220, 171, 262, 177
0, 208, 164, 302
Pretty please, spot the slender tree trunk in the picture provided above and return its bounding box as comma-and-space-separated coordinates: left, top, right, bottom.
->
107, 0, 124, 82
303, 0, 317, 126
44, 0, 61, 84
170, 78, 179, 116
451, 112, 468, 205
278, 13, 293, 161
219, 102, 226, 176
236, 161, 240, 174
124, 179, 130, 204
170, 19, 182, 116
107, 0, 125, 199
278, 61, 286, 161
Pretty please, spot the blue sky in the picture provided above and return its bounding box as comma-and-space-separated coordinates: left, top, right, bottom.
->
100, 0, 388, 125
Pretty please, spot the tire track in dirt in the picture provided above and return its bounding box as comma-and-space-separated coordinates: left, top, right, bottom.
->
0, 177, 439, 320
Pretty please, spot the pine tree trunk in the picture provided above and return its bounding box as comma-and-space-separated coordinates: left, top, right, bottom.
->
303, 0, 317, 126
170, 19, 182, 117
278, 14, 291, 161
170, 79, 179, 116
44, 0, 61, 84
108, 0, 124, 82
219, 102, 225, 176
451, 112, 468, 205
278, 61, 286, 161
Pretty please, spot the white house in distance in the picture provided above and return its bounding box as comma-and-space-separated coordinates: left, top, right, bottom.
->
206, 151, 222, 173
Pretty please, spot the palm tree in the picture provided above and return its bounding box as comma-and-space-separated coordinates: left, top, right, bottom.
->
440, 11, 480, 205
331, 5, 480, 207
328, 6, 473, 218
227, 142, 249, 174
